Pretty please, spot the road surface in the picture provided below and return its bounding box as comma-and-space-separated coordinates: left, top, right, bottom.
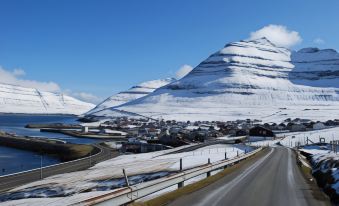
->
0, 143, 118, 193
168, 147, 330, 206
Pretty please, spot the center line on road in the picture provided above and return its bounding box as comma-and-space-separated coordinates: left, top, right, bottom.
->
194, 148, 274, 206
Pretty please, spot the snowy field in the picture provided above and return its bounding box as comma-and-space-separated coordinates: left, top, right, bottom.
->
248, 127, 339, 148
279, 127, 339, 147
0, 143, 251, 205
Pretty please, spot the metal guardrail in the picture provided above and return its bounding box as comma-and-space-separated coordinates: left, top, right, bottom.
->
74, 147, 263, 206
295, 150, 312, 169
0, 144, 103, 178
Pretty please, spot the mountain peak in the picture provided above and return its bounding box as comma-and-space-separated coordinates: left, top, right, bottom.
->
246, 37, 276, 46
85, 77, 176, 116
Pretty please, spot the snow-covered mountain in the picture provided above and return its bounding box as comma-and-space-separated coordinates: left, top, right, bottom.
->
290, 47, 339, 88
0, 83, 95, 115
85, 78, 176, 116
108, 38, 339, 122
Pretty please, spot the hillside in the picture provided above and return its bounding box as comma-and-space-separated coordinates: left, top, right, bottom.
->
0, 83, 94, 115
85, 78, 175, 116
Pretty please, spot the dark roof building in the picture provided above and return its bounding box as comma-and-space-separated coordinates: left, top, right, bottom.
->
249, 126, 275, 137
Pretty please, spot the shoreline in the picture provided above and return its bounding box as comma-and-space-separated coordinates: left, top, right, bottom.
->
0, 113, 78, 117
0, 131, 99, 162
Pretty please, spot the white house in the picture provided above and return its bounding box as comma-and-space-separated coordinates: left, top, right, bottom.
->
313, 122, 326, 130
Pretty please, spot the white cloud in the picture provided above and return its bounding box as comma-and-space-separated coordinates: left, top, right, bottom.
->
175, 64, 193, 79
65, 90, 103, 104
313, 38, 325, 45
249, 24, 302, 48
12, 69, 26, 76
0, 66, 60, 92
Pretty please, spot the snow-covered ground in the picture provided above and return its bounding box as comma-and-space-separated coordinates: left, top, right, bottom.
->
248, 127, 339, 148
0, 83, 94, 115
279, 127, 339, 147
0, 144, 252, 205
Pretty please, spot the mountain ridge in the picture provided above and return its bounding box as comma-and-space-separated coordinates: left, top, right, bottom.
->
0, 83, 94, 115
85, 77, 176, 116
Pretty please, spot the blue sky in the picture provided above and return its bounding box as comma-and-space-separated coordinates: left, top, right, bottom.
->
0, 0, 338, 103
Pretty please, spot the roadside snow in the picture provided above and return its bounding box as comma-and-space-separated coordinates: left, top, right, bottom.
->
0, 143, 251, 205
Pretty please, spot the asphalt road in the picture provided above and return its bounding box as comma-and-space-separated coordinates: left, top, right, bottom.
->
0, 143, 118, 193
168, 147, 330, 206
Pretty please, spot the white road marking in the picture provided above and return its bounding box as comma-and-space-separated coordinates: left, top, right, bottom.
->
287, 148, 307, 206
194, 148, 275, 206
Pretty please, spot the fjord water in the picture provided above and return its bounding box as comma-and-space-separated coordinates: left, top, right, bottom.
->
0, 114, 97, 175
0, 146, 60, 176
0, 114, 97, 144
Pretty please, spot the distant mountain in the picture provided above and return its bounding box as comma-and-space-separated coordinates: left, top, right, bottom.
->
85, 78, 176, 117
0, 83, 95, 115
290, 47, 339, 88
108, 38, 339, 122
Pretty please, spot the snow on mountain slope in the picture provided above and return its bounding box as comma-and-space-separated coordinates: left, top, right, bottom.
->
290, 47, 339, 88
85, 78, 176, 115
0, 83, 95, 115
110, 38, 339, 122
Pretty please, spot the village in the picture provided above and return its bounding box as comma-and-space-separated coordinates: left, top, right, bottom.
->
71, 117, 339, 153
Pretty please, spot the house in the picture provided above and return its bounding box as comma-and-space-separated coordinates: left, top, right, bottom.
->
277, 123, 286, 130
249, 126, 274, 137
313, 122, 326, 130
325, 120, 337, 127
290, 123, 306, 132
81, 126, 89, 133
235, 129, 247, 136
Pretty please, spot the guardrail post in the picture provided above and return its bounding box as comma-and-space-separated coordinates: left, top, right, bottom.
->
207, 171, 211, 177
180, 158, 183, 171
237, 151, 239, 157
224, 152, 228, 169
123, 169, 130, 187
178, 181, 184, 188
207, 158, 211, 177
89, 150, 92, 166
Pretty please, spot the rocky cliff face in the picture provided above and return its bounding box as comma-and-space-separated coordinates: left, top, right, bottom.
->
0, 83, 94, 115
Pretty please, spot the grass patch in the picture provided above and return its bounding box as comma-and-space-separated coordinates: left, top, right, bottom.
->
66, 144, 95, 159
130, 148, 268, 206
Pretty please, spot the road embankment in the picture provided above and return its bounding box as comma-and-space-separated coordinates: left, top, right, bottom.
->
40, 128, 127, 140
298, 147, 339, 204
0, 131, 98, 161
25, 123, 81, 129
